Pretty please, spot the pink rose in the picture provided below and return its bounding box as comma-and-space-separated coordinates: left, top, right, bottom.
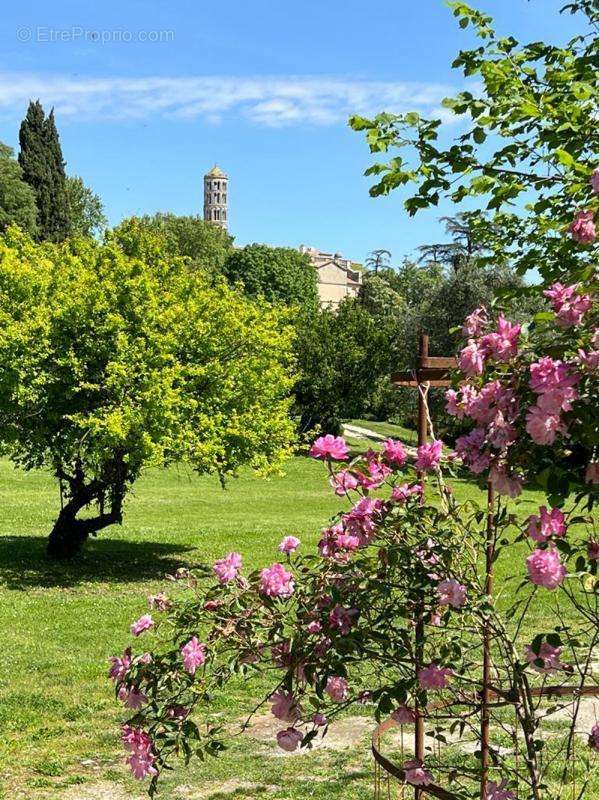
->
527, 506, 566, 542
525, 404, 565, 445
108, 648, 132, 683
484, 779, 516, 800
306, 620, 322, 634
313, 713, 327, 726
181, 636, 206, 675
325, 675, 349, 702
437, 578, 467, 608
118, 685, 148, 710
382, 438, 407, 467
543, 281, 593, 327
591, 169, 599, 194
392, 705, 416, 724
454, 428, 490, 474
480, 315, 520, 362
490, 467, 523, 498
526, 545, 566, 590
589, 723, 599, 751
343, 497, 385, 544
404, 760, 433, 786
309, 434, 349, 461
278, 536, 300, 554
328, 604, 358, 635
130, 614, 154, 637
462, 306, 489, 337
122, 726, 157, 780
524, 642, 564, 674
329, 469, 359, 496
569, 210, 596, 244
259, 563, 294, 598
276, 727, 303, 752
391, 483, 423, 503
213, 552, 242, 583
418, 664, 452, 690
459, 340, 485, 376
270, 691, 301, 723
147, 592, 171, 611
414, 440, 443, 472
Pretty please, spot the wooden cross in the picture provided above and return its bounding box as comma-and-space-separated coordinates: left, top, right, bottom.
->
390, 332, 458, 800
391, 332, 457, 450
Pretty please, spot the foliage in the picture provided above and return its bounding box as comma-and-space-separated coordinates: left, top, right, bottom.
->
293, 300, 396, 434
357, 273, 404, 318
223, 243, 319, 313
0, 455, 560, 798
18, 101, 70, 242
364, 248, 392, 273
349, 1, 598, 284
112, 188, 598, 796
65, 175, 107, 238
118, 213, 233, 277
0, 226, 295, 557
0, 142, 38, 237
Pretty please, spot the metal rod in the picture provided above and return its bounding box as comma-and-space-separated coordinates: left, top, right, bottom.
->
415, 332, 428, 800
481, 480, 495, 797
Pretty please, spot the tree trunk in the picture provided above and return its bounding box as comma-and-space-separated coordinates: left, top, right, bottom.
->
47, 463, 125, 558
47, 505, 122, 558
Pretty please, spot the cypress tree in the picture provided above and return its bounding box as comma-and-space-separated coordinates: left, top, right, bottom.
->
18, 100, 70, 242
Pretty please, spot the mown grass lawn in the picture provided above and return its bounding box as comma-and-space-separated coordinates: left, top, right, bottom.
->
0, 444, 586, 799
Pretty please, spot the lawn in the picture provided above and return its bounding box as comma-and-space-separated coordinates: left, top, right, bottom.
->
0, 453, 587, 799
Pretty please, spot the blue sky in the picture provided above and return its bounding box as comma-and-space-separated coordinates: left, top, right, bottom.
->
0, 0, 581, 265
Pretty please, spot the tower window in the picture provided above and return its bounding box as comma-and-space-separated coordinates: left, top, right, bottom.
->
222, 210, 227, 220
223, 194, 227, 203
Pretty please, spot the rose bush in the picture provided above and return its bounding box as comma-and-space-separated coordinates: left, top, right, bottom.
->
110, 199, 597, 797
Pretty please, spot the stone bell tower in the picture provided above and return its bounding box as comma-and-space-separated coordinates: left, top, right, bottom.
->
203, 165, 228, 229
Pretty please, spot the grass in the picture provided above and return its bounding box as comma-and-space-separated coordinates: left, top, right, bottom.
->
0, 454, 591, 799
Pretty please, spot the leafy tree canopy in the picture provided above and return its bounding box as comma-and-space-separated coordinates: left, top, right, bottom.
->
223, 243, 319, 312
0, 142, 38, 237
65, 176, 107, 238
350, 0, 598, 284
117, 213, 233, 277
0, 226, 295, 557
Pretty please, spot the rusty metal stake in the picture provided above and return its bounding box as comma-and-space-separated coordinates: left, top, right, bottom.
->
481, 480, 495, 797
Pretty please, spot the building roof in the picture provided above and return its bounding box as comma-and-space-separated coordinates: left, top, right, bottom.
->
205, 165, 227, 178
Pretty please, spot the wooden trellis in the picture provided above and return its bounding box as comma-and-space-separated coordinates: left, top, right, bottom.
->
372, 332, 598, 800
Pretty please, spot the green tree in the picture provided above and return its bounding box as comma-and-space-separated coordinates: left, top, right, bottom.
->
350, 0, 598, 285
0, 226, 295, 558
358, 273, 404, 318
365, 248, 392, 274
18, 102, 70, 242
0, 142, 38, 236
294, 299, 396, 433
65, 176, 107, 238
223, 243, 319, 312
121, 213, 233, 277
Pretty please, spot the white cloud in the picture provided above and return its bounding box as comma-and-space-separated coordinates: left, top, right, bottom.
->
0, 73, 457, 127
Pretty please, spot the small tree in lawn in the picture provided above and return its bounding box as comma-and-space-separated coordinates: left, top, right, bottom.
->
0, 225, 295, 558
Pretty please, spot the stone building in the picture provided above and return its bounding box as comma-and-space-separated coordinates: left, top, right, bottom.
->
299, 245, 362, 308
203, 165, 228, 229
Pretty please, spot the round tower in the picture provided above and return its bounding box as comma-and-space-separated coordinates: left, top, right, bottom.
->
203, 165, 228, 229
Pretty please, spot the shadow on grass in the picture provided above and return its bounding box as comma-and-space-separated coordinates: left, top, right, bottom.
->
0, 534, 198, 590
